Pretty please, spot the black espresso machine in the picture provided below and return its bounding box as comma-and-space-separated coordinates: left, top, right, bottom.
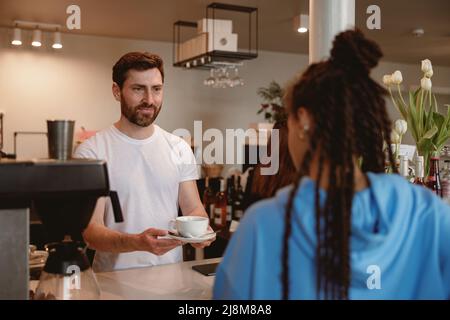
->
0, 159, 123, 299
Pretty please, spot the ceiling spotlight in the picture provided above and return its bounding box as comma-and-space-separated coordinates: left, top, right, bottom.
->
11, 27, 22, 46
52, 31, 62, 49
294, 14, 309, 33
32, 28, 42, 47
412, 28, 425, 37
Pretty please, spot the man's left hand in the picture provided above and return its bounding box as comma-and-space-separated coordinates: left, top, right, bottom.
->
190, 225, 216, 249
190, 237, 215, 249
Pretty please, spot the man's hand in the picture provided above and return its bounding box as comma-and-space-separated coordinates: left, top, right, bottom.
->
136, 228, 182, 256
190, 238, 215, 249
178, 180, 217, 249
190, 225, 216, 249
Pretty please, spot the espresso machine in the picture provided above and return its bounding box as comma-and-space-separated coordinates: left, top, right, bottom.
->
0, 159, 123, 299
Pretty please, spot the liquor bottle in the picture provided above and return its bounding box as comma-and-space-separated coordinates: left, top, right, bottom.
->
202, 177, 215, 222
226, 176, 235, 225
426, 155, 443, 198
413, 156, 425, 185
214, 179, 227, 228
440, 160, 450, 203
243, 167, 255, 210
233, 176, 245, 221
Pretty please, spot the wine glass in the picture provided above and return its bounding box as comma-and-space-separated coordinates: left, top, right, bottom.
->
214, 68, 229, 89
203, 69, 216, 87
230, 67, 243, 87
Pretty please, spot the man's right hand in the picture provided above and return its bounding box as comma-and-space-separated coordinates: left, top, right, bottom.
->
135, 228, 182, 256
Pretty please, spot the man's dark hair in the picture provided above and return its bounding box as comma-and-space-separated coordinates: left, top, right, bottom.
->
112, 52, 164, 89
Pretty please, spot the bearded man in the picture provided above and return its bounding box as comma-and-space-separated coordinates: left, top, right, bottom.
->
75, 52, 213, 272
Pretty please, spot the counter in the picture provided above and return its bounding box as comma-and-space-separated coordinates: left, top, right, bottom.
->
31, 258, 221, 300
96, 258, 220, 300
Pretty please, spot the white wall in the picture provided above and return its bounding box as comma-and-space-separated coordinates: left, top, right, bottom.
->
1, 27, 449, 159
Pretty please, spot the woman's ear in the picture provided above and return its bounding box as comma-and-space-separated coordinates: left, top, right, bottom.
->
112, 83, 121, 102
296, 107, 311, 131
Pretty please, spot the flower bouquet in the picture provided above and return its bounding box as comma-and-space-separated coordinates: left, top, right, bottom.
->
384, 59, 450, 176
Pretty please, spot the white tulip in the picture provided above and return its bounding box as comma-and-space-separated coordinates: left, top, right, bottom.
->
391, 130, 400, 144
425, 68, 434, 78
390, 144, 397, 154
421, 59, 433, 74
421, 77, 432, 91
391, 71, 403, 85
394, 119, 408, 136
383, 75, 393, 86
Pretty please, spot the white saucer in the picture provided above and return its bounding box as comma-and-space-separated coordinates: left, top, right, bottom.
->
166, 232, 216, 243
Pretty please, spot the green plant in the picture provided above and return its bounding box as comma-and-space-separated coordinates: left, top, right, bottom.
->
257, 81, 287, 124
384, 59, 450, 175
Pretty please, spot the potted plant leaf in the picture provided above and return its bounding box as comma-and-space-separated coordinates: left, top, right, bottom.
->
256, 81, 287, 125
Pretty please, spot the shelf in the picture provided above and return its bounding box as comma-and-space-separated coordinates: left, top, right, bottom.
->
173, 20, 197, 28
173, 50, 258, 69
207, 2, 258, 13
173, 2, 258, 70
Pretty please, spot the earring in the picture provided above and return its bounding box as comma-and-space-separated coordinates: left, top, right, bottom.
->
298, 124, 309, 140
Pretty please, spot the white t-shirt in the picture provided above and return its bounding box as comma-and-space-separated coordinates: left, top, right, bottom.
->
74, 124, 199, 272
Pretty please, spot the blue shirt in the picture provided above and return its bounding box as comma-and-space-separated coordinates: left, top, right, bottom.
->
213, 173, 450, 299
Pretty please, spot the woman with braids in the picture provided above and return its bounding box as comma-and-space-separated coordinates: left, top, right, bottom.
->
213, 29, 450, 300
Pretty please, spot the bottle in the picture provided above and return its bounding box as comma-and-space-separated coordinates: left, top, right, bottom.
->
399, 155, 411, 182
233, 176, 245, 221
413, 156, 425, 186
440, 160, 450, 203
226, 177, 235, 225
426, 155, 443, 198
243, 167, 255, 210
214, 179, 227, 229
202, 177, 216, 222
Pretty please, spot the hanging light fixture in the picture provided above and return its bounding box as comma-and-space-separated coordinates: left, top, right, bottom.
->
12, 21, 63, 49
52, 30, 62, 49
294, 14, 309, 33
31, 28, 42, 47
11, 26, 22, 46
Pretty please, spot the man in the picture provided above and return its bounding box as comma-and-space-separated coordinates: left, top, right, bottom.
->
75, 52, 213, 272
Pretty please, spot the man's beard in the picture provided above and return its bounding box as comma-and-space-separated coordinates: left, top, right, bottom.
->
121, 99, 161, 127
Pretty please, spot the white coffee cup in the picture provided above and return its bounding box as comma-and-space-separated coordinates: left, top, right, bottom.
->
171, 216, 209, 238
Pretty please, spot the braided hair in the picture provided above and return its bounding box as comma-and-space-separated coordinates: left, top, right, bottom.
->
282, 29, 397, 300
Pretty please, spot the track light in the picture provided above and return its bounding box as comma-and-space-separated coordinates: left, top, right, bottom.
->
52, 31, 62, 49
32, 29, 42, 47
294, 14, 309, 33
11, 27, 22, 46
11, 20, 63, 49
